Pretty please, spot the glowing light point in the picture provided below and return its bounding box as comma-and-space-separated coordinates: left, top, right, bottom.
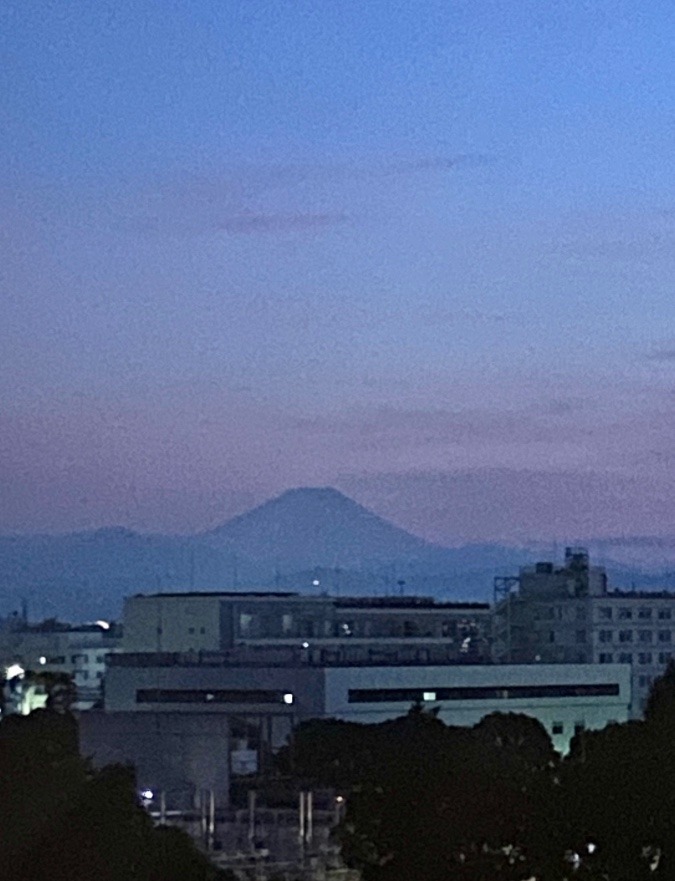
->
283, 693, 294, 704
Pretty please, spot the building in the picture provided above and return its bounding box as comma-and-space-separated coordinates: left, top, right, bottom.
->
492, 546, 675, 714
76, 585, 631, 809
0, 618, 122, 710
122, 591, 491, 662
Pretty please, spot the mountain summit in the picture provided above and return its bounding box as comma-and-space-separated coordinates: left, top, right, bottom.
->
204, 486, 438, 569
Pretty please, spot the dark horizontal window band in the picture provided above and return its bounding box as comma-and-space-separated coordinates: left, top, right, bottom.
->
348, 683, 620, 703
137, 689, 288, 704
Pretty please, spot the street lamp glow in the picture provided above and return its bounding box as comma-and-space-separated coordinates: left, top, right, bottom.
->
422, 691, 437, 702
283, 693, 294, 704
301, 641, 309, 649
140, 789, 154, 801
39, 656, 47, 665
5, 664, 25, 680
95, 620, 111, 630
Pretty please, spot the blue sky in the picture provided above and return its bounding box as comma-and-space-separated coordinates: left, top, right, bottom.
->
3, 0, 675, 540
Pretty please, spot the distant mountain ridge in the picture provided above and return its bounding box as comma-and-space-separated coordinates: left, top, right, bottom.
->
2, 487, 675, 622
202, 487, 444, 568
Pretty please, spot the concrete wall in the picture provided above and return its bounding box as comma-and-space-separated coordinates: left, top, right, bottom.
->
105, 661, 326, 721
79, 711, 231, 807
323, 663, 631, 754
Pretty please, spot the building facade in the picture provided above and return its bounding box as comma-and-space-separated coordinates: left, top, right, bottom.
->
0, 619, 122, 710
122, 591, 491, 662
492, 547, 675, 714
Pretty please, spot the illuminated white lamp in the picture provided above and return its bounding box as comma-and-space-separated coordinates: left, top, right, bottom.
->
312, 579, 320, 587
283, 693, 294, 705
301, 641, 310, 649
5, 664, 25, 680
140, 789, 154, 801
422, 691, 437, 702
39, 656, 47, 665
96, 620, 111, 630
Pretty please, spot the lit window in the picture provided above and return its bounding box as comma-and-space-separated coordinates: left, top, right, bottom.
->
422, 691, 437, 702
283, 693, 294, 705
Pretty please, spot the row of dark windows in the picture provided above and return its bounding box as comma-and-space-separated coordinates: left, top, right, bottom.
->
598, 630, 672, 643
347, 683, 621, 703
599, 651, 672, 665
599, 607, 673, 621
136, 689, 289, 704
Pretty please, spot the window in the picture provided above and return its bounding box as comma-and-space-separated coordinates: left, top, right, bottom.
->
658, 630, 672, 643
638, 631, 653, 643
574, 722, 586, 735
96, 654, 105, 663
137, 689, 293, 704
548, 631, 556, 643
599, 607, 613, 620
619, 630, 633, 643
618, 608, 633, 620
188, 627, 195, 634
48, 656, 66, 665
638, 608, 653, 619
576, 606, 587, 620
156, 627, 163, 635
659, 652, 672, 664
552, 722, 564, 735
598, 653, 613, 663
576, 630, 587, 643
658, 609, 672, 620
638, 653, 653, 665
599, 630, 613, 643
71, 654, 88, 663
347, 683, 621, 703
618, 653, 633, 664
96, 672, 103, 679
639, 675, 653, 689
200, 627, 206, 634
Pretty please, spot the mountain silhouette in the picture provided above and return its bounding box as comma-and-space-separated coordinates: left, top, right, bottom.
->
202, 486, 441, 569
2, 486, 670, 622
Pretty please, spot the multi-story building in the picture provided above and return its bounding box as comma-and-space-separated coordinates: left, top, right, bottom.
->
122, 591, 491, 663
0, 618, 122, 710
492, 547, 675, 714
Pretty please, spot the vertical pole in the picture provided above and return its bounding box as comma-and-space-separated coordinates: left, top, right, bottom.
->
199, 789, 206, 840
248, 789, 257, 843
298, 791, 307, 865
306, 789, 313, 846
207, 789, 215, 850
159, 790, 166, 825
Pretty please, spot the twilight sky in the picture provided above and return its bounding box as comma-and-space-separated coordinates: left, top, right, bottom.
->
3, 0, 675, 543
